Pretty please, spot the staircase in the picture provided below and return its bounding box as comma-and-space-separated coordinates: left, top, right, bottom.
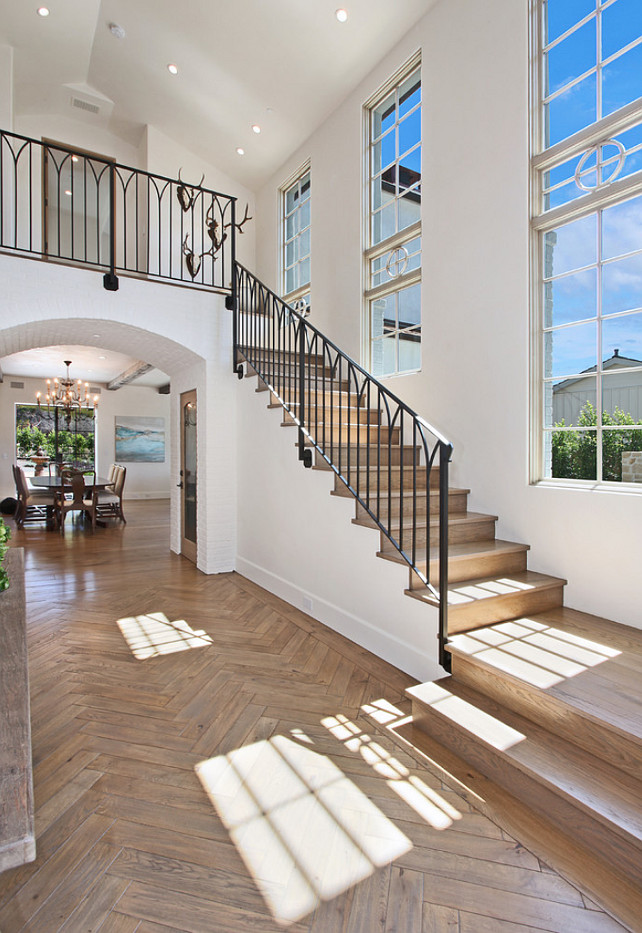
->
233, 264, 642, 932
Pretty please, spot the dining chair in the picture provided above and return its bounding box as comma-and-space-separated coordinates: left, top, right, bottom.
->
55, 470, 97, 534
14, 465, 56, 527
95, 465, 127, 523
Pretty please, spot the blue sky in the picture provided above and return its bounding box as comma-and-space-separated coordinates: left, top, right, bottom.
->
543, 0, 642, 385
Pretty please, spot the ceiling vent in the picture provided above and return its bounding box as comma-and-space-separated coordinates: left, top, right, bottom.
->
71, 96, 100, 115
10, 381, 25, 390
89, 386, 102, 395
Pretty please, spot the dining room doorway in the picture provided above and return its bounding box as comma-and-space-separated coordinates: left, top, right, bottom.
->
180, 389, 197, 563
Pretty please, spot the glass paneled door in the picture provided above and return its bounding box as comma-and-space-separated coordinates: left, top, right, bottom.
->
180, 390, 197, 563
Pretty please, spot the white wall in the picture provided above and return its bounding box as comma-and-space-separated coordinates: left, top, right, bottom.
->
0, 375, 170, 499
0, 253, 237, 576
145, 125, 256, 273
246, 0, 642, 645
236, 379, 442, 684
0, 45, 13, 130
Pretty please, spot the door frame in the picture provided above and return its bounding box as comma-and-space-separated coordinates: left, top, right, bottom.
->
179, 389, 197, 563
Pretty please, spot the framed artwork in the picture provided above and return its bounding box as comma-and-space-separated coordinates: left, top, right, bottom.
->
115, 416, 165, 462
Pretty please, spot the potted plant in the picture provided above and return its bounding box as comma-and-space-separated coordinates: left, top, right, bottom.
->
0, 516, 10, 591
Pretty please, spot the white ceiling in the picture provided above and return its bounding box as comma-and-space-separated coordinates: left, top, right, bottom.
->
0, 0, 434, 190
1, 346, 168, 389
0, 0, 434, 385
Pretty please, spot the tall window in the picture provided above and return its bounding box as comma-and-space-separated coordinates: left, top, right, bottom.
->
532, 0, 642, 485
365, 58, 421, 377
281, 166, 311, 312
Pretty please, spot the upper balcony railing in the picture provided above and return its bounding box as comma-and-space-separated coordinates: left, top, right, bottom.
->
0, 129, 238, 292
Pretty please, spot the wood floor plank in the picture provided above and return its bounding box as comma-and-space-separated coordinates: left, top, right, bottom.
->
0, 502, 628, 933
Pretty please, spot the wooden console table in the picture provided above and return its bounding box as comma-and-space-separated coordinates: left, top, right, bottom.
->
0, 548, 36, 871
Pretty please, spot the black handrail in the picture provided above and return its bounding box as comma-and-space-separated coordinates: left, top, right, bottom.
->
233, 262, 453, 671
0, 128, 236, 292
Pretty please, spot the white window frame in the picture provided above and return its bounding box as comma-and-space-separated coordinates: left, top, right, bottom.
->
280, 162, 311, 312
363, 53, 422, 378
530, 0, 642, 487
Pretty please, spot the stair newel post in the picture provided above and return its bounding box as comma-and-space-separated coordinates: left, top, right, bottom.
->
103, 161, 119, 291
298, 318, 312, 467
438, 441, 453, 672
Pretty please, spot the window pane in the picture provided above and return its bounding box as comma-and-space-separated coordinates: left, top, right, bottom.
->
544, 214, 597, 278
299, 228, 310, 259
551, 375, 596, 426
399, 145, 421, 177
300, 173, 311, 201
602, 253, 642, 315
604, 430, 642, 481
545, 0, 595, 46
547, 429, 597, 480
299, 257, 310, 288
398, 185, 421, 231
299, 200, 310, 230
602, 370, 642, 425
545, 18, 596, 97
602, 0, 642, 61
602, 312, 642, 362
373, 131, 395, 174
286, 267, 296, 293
371, 295, 393, 339
602, 194, 642, 260
398, 282, 421, 327
398, 108, 421, 155
545, 72, 596, 146
399, 72, 420, 119
398, 328, 421, 372
372, 334, 398, 377
546, 268, 597, 327
285, 239, 297, 267
602, 42, 642, 117
373, 91, 395, 139
547, 320, 597, 378
372, 202, 396, 244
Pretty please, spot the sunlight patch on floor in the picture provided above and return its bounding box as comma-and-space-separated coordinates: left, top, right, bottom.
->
407, 682, 526, 752
196, 735, 411, 925
323, 712, 462, 830
449, 617, 622, 688
116, 612, 213, 659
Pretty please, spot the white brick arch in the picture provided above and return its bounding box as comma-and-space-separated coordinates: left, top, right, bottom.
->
0, 254, 237, 575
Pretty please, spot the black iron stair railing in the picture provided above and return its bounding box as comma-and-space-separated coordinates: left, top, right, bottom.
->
0, 128, 236, 292
233, 262, 454, 671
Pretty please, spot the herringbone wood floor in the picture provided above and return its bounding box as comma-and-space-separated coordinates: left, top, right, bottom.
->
0, 501, 626, 932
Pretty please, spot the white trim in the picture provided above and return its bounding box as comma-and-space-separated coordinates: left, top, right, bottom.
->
235, 555, 443, 682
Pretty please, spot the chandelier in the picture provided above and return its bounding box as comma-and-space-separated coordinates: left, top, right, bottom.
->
36, 360, 98, 425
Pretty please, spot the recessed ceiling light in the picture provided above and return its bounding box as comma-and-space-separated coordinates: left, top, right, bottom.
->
335, 9, 348, 22
252, 124, 261, 134
37, 7, 49, 16
109, 22, 126, 39
236, 147, 245, 156
98, 355, 106, 360
167, 63, 179, 75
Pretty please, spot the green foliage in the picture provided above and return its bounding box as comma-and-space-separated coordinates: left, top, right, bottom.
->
552, 400, 642, 481
0, 517, 10, 591
15, 411, 95, 468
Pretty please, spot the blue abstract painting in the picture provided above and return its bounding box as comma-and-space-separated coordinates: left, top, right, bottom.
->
115, 416, 165, 462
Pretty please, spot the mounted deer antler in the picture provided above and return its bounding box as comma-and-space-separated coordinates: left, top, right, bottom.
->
182, 234, 215, 278
176, 168, 205, 212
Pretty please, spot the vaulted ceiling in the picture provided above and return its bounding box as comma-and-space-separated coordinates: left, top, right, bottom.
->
0, 0, 434, 190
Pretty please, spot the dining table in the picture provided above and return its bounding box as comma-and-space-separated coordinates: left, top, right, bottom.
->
31, 474, 113, 528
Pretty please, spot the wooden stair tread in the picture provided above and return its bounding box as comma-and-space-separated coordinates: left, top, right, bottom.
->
407, 677, 642, 846
407, 570, 567, 607
331, 486, 470, 501
383, 718, 642, 932
448, 614, 642, 746
377, 538, 531, 568
356, 509, 498, 532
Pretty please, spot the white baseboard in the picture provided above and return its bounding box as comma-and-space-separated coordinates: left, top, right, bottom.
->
124, 492, 171, 500
236, 555, 442, 683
